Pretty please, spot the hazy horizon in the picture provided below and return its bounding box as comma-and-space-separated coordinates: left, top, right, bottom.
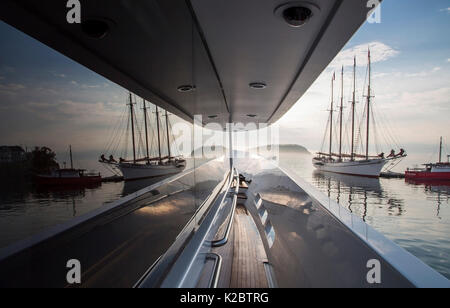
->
1, 0, 449, 174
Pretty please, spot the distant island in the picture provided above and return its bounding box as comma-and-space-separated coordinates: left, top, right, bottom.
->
0, 146, 61, 184
190, 145, 229, 157
253, 144, 310, 154
278, 144, 310, 154
189, 144, 311, 156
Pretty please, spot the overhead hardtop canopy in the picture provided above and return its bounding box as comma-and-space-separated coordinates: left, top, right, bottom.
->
0, 0, 373, 127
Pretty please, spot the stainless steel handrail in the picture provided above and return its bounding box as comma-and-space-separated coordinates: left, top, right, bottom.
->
206, 253, 222, 288
211, 170, 239, 247
133, 255, 163, 288
211, 194, 237, 247
138, 167, 234, 288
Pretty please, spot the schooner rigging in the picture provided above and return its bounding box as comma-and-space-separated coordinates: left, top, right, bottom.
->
313, 49, 406, 177
100, 93, 186, 181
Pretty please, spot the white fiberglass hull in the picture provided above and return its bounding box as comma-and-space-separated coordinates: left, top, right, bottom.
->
118, 162, 186, 181
312, 158, 388, 178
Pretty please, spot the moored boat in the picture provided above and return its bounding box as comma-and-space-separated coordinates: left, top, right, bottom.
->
405, 137, 450, 181
313, 50, 406, 178
118, 159, 187, 181
313, 156, 389, 178
35, 146, 102, 186
35, 169, 102, 186
100, 93, 186, 181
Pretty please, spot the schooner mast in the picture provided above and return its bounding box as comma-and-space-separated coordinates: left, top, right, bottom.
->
165, 110, 171, 160
143, 99, 150, 160
339, 66, 344, 160
351, 57, 356, 161
156, 106, 162, 162
329, 72, 335, 156
365, 49, 373, 160
128, 93, 137, 163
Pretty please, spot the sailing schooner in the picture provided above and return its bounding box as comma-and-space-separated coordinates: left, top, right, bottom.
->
313, 50, 406, 178
100, 93, 186, 181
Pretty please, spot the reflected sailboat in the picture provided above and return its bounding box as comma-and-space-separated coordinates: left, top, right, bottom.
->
405, 178, 450, 218
313, 170, 404, 219
101, 94, 186, 181
314, 170, 382, 192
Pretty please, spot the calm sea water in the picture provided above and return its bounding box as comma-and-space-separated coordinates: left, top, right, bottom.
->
279, 151, 450, 279
0, 181, 121, 249
0, 152, 449, 280
0, 169, 180, 249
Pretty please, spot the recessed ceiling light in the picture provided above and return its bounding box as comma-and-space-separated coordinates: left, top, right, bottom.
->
82, 19, 111, 39
283, 7, 312, 27
177, 85, 195, 93
249, 82, 267, 89
274, 2, 320, 28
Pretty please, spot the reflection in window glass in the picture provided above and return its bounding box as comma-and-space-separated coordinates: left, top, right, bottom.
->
0, 20, 198, 252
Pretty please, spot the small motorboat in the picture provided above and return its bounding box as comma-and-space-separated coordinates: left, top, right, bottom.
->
405, 163, 450, 181
35, 146, 102, 186
405, 137, 450, 181
35, 169, 102, 186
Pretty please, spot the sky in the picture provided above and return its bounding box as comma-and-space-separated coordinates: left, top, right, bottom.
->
0, 0, 449, 171
278, 0, 450, 166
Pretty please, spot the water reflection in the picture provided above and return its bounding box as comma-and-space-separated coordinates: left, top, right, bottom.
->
0, 180, 122, 249
0, 182, 99, 214
33, 184, 102, 217
405, 179, 450, 219
122, 175, 173, 196
312, 171, 404, 221
280, 152, 450, 279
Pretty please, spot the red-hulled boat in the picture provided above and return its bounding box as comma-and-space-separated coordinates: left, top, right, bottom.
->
405, 137, 450, 181
35, 145, 102, 186
405, 163, 450, 180
35, 169, 102, 186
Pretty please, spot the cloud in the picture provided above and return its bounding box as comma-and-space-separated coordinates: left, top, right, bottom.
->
0, 66, 15, 74
81, 84, 101, 89
53, 73, 66, 78
329, 42, 399, 69
440, 8, 450, 13
398, 87, 450, 109
404, 67, 442, 77
0, 83, 26, 92
24, 99, 122, 126
0, 83, 26, 98
69, 80, 102, 89
373, 72, 389, 79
